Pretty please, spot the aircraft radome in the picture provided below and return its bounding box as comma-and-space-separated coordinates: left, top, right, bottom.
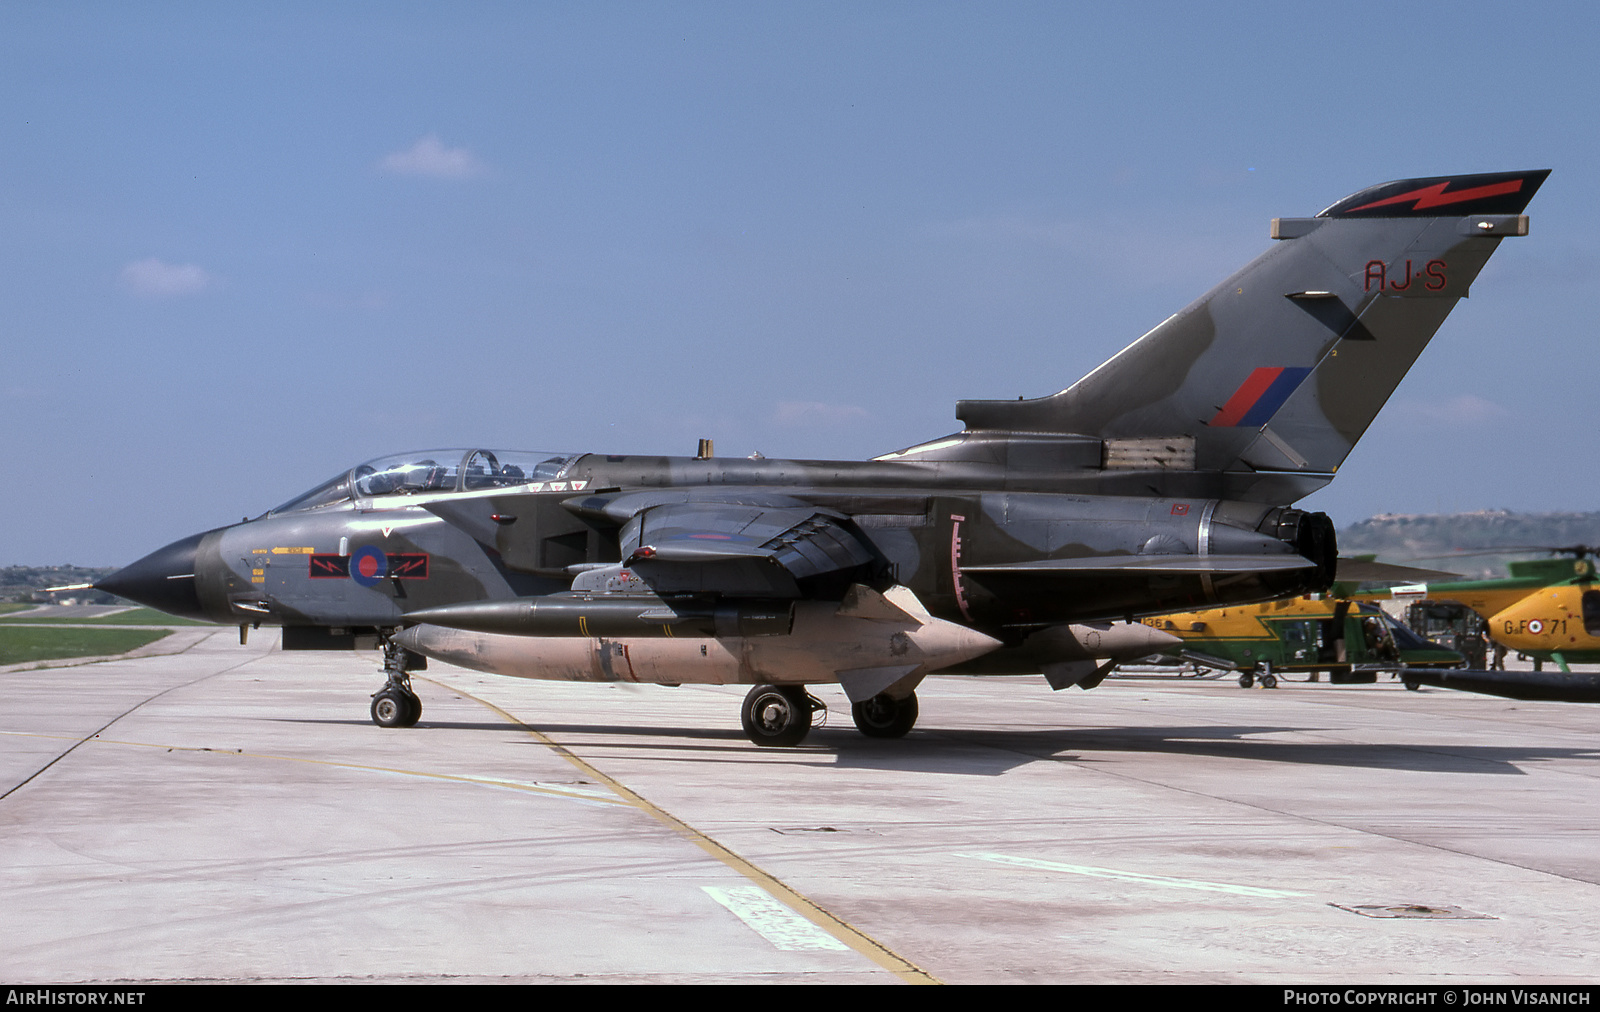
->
98, 170, 1549, 745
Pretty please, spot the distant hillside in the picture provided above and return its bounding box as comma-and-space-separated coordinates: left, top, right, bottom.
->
1338, 511, 1600, 579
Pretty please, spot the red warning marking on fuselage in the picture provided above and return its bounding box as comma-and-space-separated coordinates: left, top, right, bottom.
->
387, 554, 430, 579
307, 553, 429, 579
950, 514, 972, 622
308, 554, 349, 579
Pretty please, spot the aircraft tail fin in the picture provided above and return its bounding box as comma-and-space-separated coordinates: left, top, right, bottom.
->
953, 170, 1548, 499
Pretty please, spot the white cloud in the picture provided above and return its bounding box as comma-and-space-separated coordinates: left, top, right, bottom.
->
379, 134, 484, 179
772, 401, 872, 427
119, 258, 211, 298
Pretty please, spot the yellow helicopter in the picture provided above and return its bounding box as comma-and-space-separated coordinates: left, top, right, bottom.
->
1378, 552, 1599, 672
1134, 594, 1464, 689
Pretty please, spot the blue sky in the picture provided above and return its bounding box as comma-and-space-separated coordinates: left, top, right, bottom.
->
3, 2, 1596, 565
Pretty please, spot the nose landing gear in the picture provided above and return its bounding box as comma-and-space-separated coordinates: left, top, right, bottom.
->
371, 639, 426, 728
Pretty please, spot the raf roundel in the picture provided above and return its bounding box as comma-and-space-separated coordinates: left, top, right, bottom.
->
350, 545, 389, 587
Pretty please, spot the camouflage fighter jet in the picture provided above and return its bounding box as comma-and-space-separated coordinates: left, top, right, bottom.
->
98, 170, 1548, 745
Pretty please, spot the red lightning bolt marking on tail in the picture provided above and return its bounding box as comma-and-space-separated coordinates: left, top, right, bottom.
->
1346, 178, 1523, 214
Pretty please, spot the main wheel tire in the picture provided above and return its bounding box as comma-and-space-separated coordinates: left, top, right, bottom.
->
1260, 673, 1278, 689
740, 685, 812, 747
372, 689, 421, 728
851, 691, 919, 739
1238, 673, 1255, 689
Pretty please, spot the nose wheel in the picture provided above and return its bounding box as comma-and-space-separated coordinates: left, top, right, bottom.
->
371, 639, 425, 728
371, 687, 421, 728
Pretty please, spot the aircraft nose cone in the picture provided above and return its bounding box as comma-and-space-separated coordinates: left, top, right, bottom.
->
95, 531, 208, 620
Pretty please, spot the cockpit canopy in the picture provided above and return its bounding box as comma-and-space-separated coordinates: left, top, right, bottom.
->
269, 448, 576, 515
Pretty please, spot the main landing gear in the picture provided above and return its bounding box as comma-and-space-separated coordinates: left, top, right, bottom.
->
740, 684, 826, 747
739, 684, 922, 746
371, 640, 425, 728
851, 692, 919, 739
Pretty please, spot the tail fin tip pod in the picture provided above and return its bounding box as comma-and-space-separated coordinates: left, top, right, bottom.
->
953, 170, 1549, 500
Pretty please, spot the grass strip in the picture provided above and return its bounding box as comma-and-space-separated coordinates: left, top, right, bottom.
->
0, 627, 172, 665
0, 608, 213, 626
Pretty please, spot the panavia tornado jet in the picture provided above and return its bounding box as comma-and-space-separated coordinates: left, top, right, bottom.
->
99, 170, 1548, 745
